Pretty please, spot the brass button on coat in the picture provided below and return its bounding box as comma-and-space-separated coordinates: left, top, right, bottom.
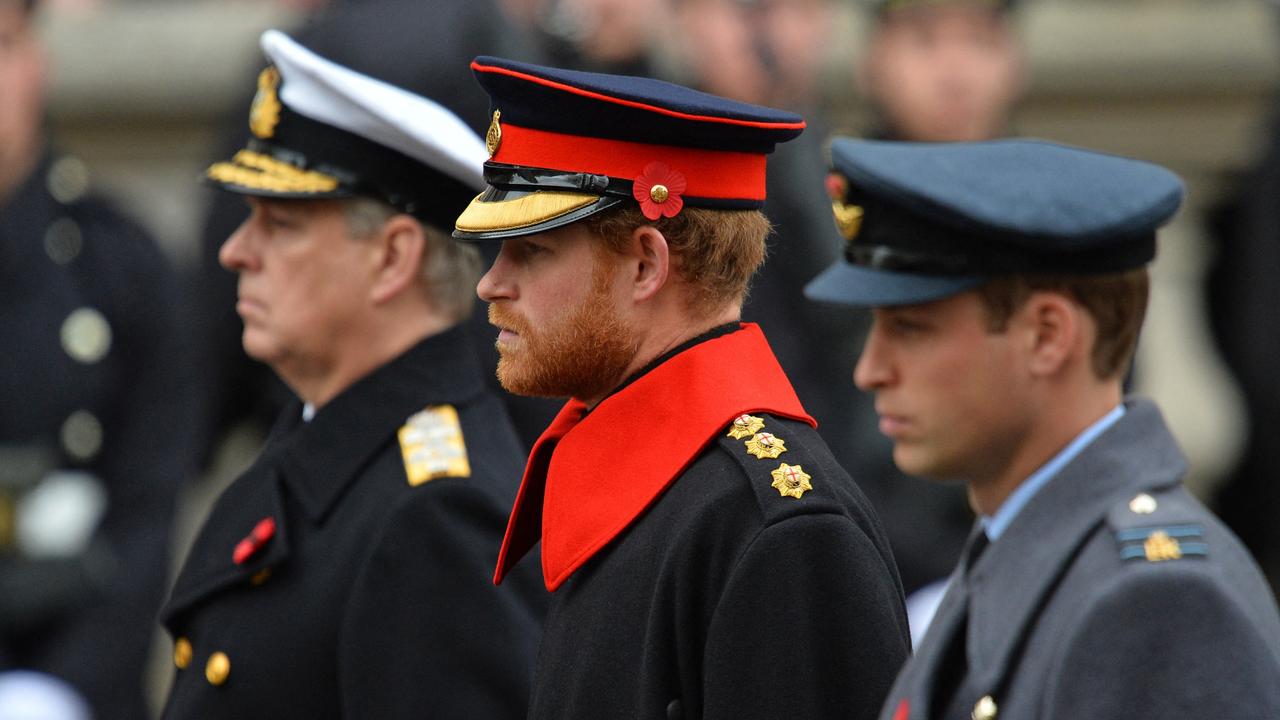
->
205, 652, 231, 686
173, 638, 193, 669
973, 695, 998, 720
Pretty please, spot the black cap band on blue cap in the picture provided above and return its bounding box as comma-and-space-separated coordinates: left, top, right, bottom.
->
847, 198, 1158, 277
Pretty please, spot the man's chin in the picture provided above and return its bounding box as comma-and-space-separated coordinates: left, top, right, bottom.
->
240, 331, 280, 366
496, 356, 623, 401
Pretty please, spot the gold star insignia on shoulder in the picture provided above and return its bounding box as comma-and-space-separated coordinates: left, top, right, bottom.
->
770, 463, 812, 499
727, 413, 765, 440
744, 432, 786, 459
398, 404, 470, 486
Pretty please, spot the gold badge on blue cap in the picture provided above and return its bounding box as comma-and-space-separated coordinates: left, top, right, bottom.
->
825, 173, 862, 242
770, 463, 812, 499
727, 413, 765, 440
744, 432, 787, 460
250, 67, 283, 139
398, 405, 471, 486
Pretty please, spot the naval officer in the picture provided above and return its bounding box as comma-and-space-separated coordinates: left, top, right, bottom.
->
159, 31, 544, 719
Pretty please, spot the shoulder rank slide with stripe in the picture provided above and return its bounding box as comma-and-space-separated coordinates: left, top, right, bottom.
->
1115, 525, 1208, 563
398, 404, 470, 486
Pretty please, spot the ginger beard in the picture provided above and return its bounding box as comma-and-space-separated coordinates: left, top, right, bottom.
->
488, 254, 639, 400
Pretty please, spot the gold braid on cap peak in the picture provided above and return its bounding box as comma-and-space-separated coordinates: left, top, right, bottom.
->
206, 150, 341, 194
455, 189, 599, 233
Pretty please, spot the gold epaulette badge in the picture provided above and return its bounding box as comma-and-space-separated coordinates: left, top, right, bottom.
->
398, 405, 471, 486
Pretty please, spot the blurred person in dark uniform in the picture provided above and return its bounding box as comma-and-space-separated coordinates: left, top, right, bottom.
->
807, 138, 1280, 720
188, 0, 557, 467
160, 32, 543, 719
850, 0, 1025, 630
534, 0, 661, 75
459, 57, 910, 719
1207, 93, 1280, 594
663, 0, 884, 611
0, 1, 192, 717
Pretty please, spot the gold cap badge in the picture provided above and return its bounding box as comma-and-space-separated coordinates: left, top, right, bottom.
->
486, 110, 502, 157
727, 414, 766, 440
745, 432, 787, 460
832, 201, 864, 242
771, 463, 812, 499
249, 66, 283, 139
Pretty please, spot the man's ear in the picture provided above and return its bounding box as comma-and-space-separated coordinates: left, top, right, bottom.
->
623, 225, 670, 303
368, 214, 426, 305
1021, 291, 1083, 377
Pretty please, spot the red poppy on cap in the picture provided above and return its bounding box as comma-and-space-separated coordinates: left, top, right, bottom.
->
633, 162, 687, 220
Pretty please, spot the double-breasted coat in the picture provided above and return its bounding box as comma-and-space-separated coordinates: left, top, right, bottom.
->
879, 399, 1280, 720
495, 324, 912, 720
160, 326, 545, 718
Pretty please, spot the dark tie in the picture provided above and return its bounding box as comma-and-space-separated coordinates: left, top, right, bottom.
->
929, 528, 990, 719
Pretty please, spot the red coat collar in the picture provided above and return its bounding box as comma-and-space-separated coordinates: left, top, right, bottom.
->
494, 323, 814, 591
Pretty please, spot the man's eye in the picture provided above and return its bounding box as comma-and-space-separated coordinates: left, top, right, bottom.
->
889, 317, 928, 334
264, 214, 296, 230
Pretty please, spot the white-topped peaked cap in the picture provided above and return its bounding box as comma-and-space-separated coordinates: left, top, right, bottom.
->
205, 29, 487, 229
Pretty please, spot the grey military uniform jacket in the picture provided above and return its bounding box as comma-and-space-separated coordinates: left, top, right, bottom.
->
880, 398, 1280, 720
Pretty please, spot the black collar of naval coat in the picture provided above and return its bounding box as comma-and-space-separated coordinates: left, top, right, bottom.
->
913, 398, 1188, 713
273, 322, 488, 524
161, 324, 490, 627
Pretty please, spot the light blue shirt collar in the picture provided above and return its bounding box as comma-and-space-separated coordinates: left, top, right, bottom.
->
302, 403, 317, 422
982, 404, 1126, 542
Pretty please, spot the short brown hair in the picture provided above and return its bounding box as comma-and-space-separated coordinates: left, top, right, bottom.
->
975, 268, 1149, 379
582, 205, 771, 316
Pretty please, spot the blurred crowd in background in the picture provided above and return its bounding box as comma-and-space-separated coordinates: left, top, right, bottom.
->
2, 0, 1278, 717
